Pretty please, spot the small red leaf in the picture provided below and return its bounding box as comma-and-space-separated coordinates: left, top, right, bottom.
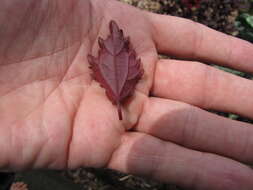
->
88, 20, 143, 120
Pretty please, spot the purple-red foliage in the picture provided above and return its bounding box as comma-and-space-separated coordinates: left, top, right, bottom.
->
88, 20, 143, 120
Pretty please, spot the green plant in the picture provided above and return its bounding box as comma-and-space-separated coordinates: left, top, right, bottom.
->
235, 12, 253, 42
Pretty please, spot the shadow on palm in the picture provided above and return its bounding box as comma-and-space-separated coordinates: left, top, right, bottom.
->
0, 0, 157, 170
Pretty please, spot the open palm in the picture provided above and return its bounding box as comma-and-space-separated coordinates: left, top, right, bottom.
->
0, 0, 155, 169
1, 0, 253, 189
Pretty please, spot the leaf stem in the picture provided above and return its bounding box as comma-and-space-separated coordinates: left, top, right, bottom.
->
117, 103, 122, 120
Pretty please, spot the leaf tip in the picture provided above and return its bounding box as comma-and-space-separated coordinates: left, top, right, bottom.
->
98, 37, 105, 48
110, 20, 118, 28
110, 20, 121, 36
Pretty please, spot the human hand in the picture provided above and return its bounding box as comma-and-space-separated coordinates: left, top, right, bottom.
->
1, 0, 253, 189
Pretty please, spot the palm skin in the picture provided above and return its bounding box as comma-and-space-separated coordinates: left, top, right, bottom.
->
1, 0, 253, 189
0, 0, 155, 169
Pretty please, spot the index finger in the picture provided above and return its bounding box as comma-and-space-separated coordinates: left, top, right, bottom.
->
147, 13, 253, 72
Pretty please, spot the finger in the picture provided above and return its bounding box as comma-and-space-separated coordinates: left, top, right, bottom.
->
147, 13, 253, 72
152, 59, 253, 119
136, 97, 253, 164
108, 132, 253, 190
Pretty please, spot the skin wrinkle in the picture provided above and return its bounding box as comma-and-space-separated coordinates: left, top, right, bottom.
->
56, 81, 86, 112
130, 92, 147, 130
0, 75, 60, 99
220, 120, 233, 156
59, 6, 92, 168
26, 129, 45, 170
9, 121, 36, 170
147, 143, 167, 181
147, 12, 161, 52
69, 81, 126, 168
51, 44, 82, 79
4, 45, 81, 167
0, 51, 69, 94
0, 0, 85, 98
139, 47, 157, 94
224, 35, 235, 68
36, 132, 55, 169
20, 1, 54, 65
0, 66, 87, 102
128, 135, 165, 178
48, 2, 71, 68
62, 71, 91, 83
187, 161, 201, 190
189, 152, 209, 190
7, 84, 51, 134
237, 127, 251, 162
98, 132, 122, 169
2, 1, 51, 65
48, 0, 79, 60
148, 14, 201, 58
9, 122, 20, 169
58, 85, 82, 168
51, 106, 70, 168
16, 84, 71, 169
0, 80, 54, 135
66, 101, 92, 168
66, 52, 92, 168
0, 41, 79, 68
48, 88, 70, 167
237, 81, 253, 110
107, 134, 128, 169
184, 151, 238, 190
0, 0, 85, 66
38, 95, 66, 169
0, 118, 11, 170
64, 83, 89, 112
150, 59, 164, 96
16, 46, 79, 122
1, 1, 37, 63
132, 154, 159, 177
12, 2, 43, 65
203, 65, 228, 110
205, 65, 252, 114
32, 100, 47, 169
226, 36, 247, 70
179, 106, 198, 147
191, 22, 204, 61
190, 108, 217, 151
192, 152, 227, 190
105, 135, 124, 169
199, 63, 213, 109
228, 37, 253, 71
134, 97, 153, 133
195, 153, 246, 190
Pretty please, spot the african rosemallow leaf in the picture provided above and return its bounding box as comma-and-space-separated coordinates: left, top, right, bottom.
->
88, 20, 144, 120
